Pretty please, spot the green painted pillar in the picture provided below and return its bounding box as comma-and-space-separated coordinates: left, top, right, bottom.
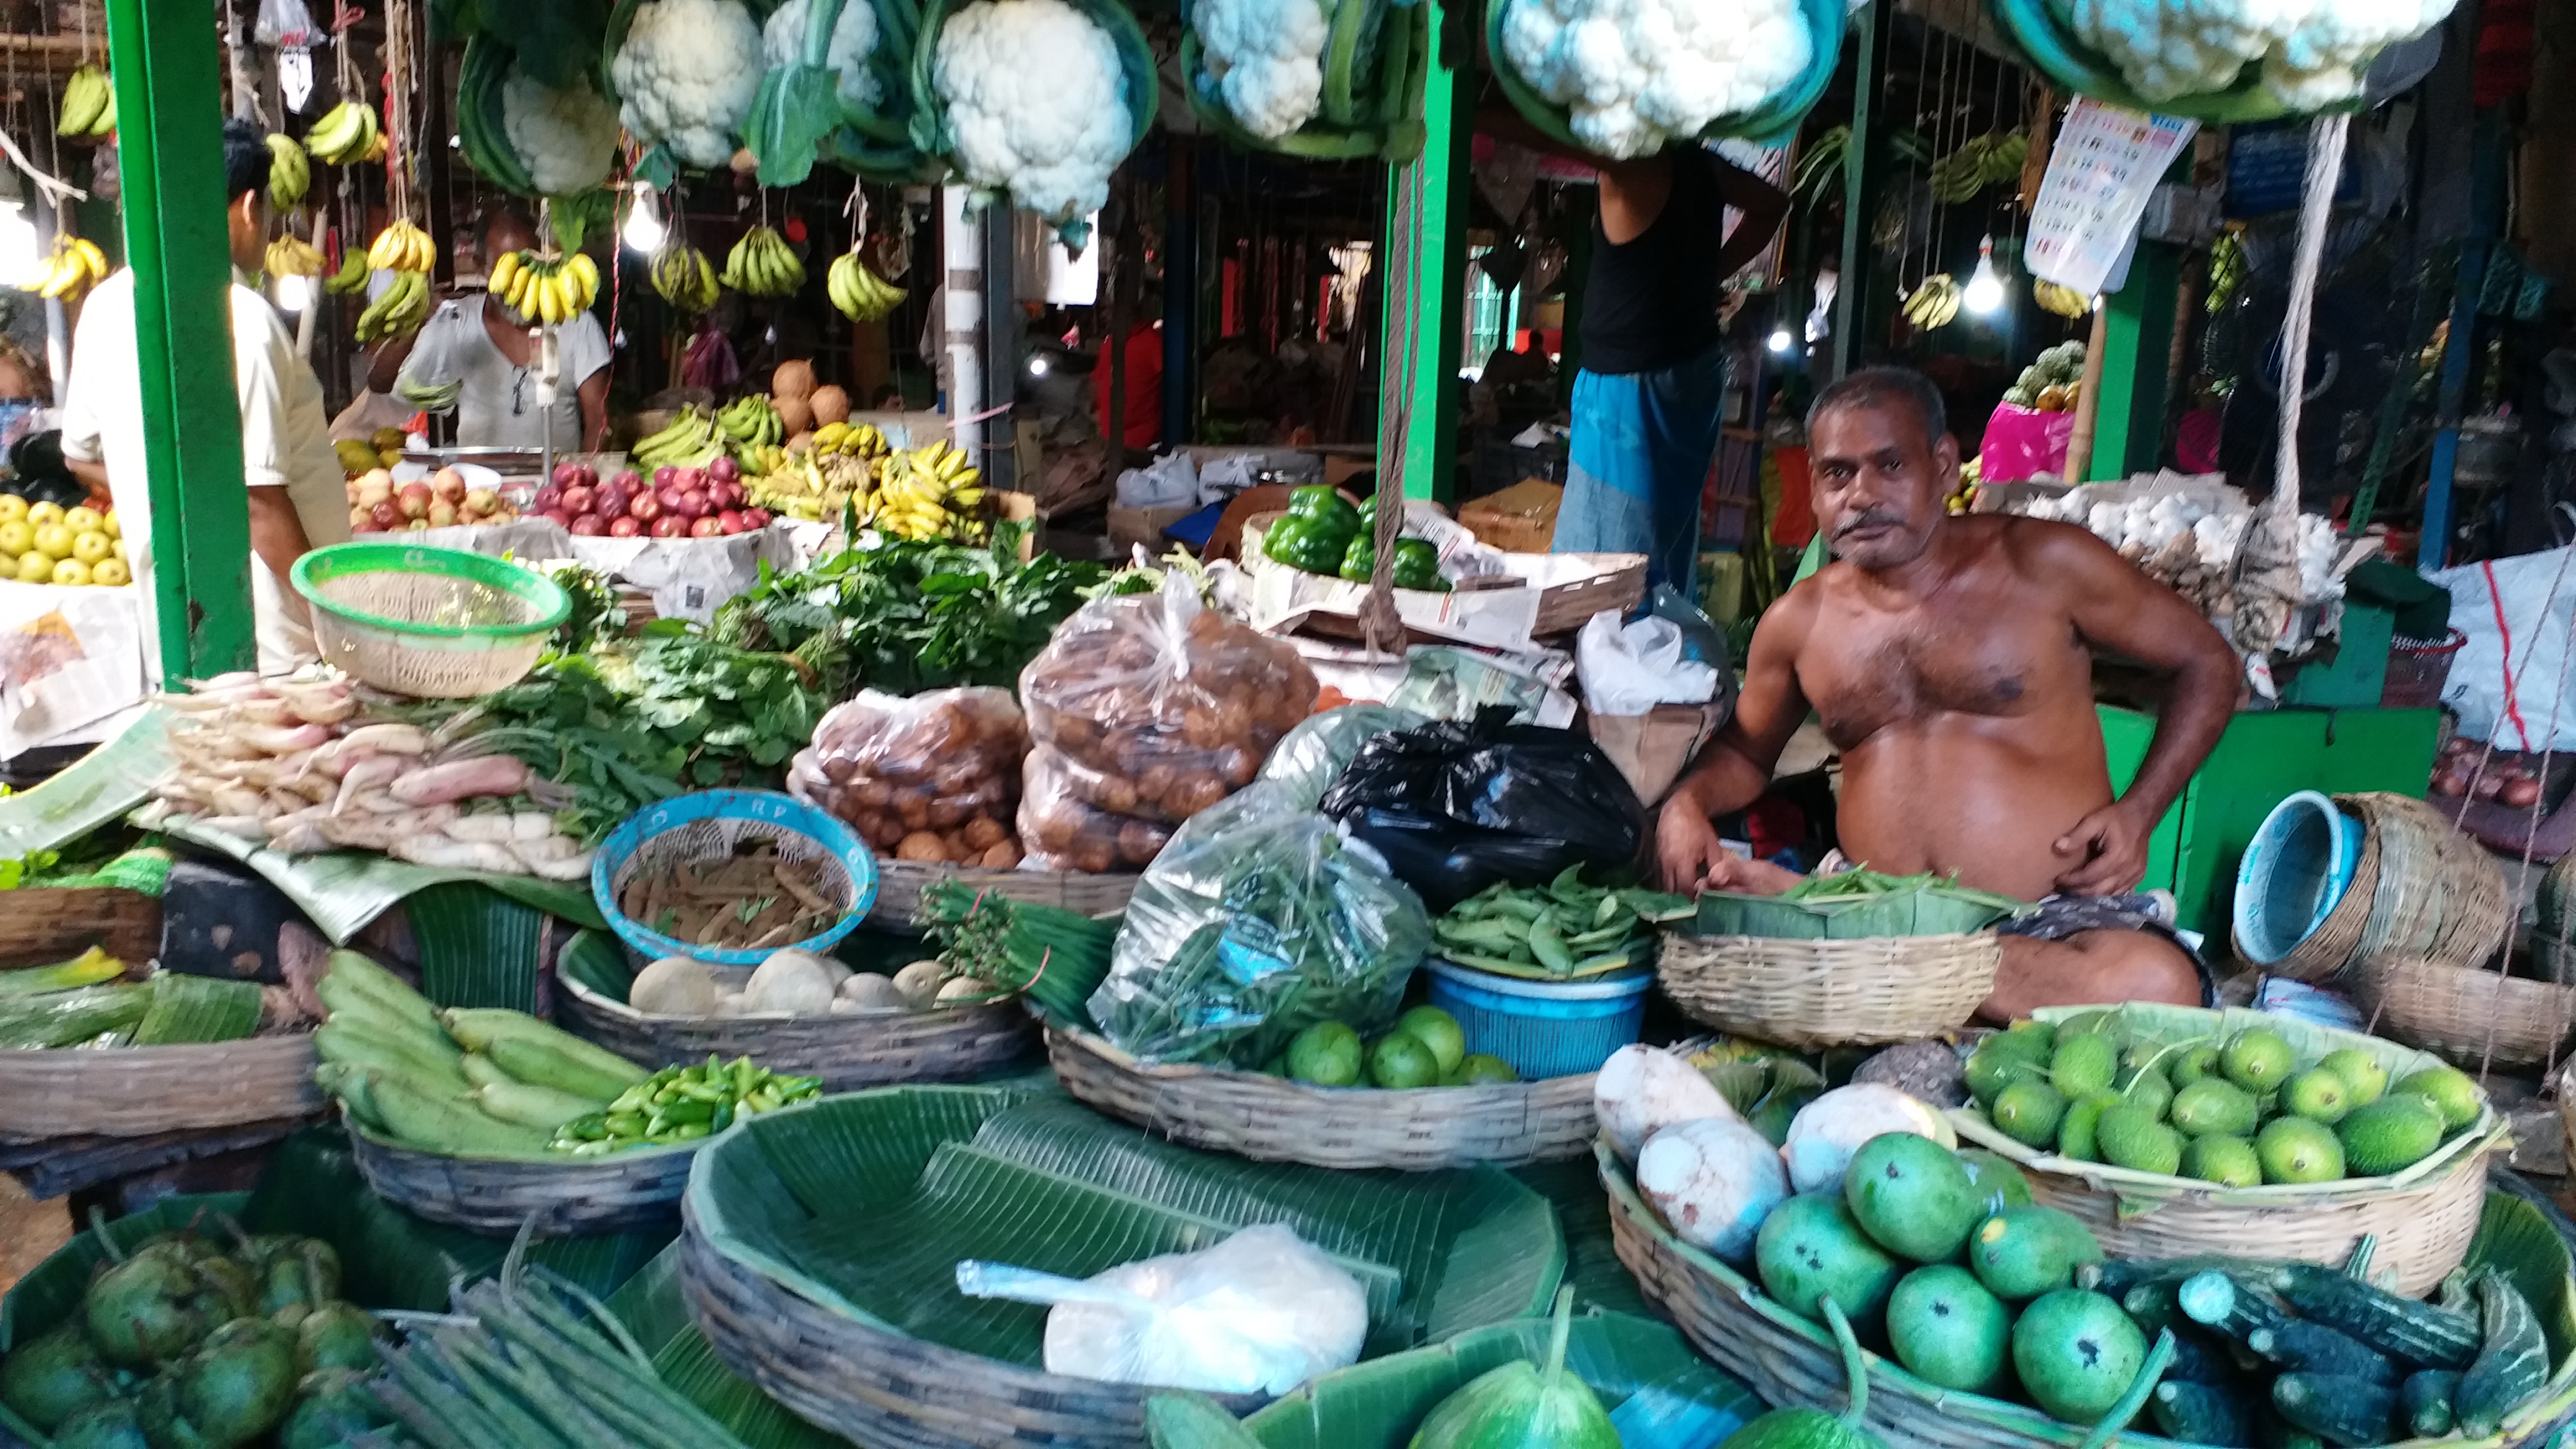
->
1376, 0, 1468, 502
105, 0, 256, 682
2087, 242, 2182, 480
1831, 1, 1892, 379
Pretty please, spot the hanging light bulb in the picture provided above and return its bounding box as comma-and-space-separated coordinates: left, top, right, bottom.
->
621, 182, 667, 254
1963, 235, 2006, 316
1767, 326, 1793, 354
0, 200, 39, 290
274, 273, 312, 313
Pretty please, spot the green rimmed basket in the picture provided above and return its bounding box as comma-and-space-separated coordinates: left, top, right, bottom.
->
1486, 0, 1844, 150
1950, 1001, 2511, 1296
290, 542, 570, 698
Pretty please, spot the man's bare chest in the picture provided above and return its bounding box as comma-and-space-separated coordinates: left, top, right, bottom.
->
1797, 612, 2080, 752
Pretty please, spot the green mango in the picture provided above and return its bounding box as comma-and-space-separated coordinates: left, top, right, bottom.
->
0, 1323, 121, 1432
175, 1318, 299, 1448
53, 1399, 152, 1449
278, 1368, 388, 1449
293, 1303, 383, 1376
1409, 1289, 1617, 1449
84, 1246, 232, 1369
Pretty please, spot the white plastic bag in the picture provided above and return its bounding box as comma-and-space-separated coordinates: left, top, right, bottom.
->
954, 1223, 1367, 1395
1576, 609, 1722, 716
255, 0, 319, 45
1115, 452, 1198, 509
2431, 546, 2576, 751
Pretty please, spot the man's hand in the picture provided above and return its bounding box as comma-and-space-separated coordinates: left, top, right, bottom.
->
1655, 798, 1806, 897
2052, 802, 2150, 896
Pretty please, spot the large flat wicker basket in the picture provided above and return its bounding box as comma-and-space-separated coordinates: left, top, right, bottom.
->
0, 1036, 322, 1142
868, 860, 1138, 935
679, 1205, 1259, 1449
557, 974, 1034, 1092
344, 1120, 698, 1238
1600, 1139, 2189, 1448
2353, 954, 2576, 1072
1046, 1026, 1596, 1171
1655, 930, 2001, 1049
1951, 1003, 2506, 1296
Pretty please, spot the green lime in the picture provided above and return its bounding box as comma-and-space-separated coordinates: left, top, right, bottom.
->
2221, 1029, 2295, 1093
2115, 1063, 2174, 1120
1456, 1053, 1518, 1085
2169, 1045, 2223, 1086
2179, 1134, 2262, 1187
2255, 1116, 2345, 1184
2392, 1066, 2483, 1131
1367, 1033, 1441, 1090
1396, 1006, 1467, 1076
2051, 1033, 2118, 1100
1967, 1042, 2043, 1106
2058, 1012, 2124, 1044
1285, 1022, 1362, 1087
2317, 1048, 2388, 1107
2002, 1021, 2058, 1055
1992, 1080, 2069, 1149
2281, 1068, 2351, 1125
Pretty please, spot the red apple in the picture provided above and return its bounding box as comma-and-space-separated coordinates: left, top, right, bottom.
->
430, 467, 469, 504
408, 519, 431, 531
427, 500, 459, 528
396, 481, 434, 520
708, 455, 741, 485
569, 514, 606, 537
717, 509, 747, 534
652, 465, 678, 489
370, 501, 403, 531
463, 487, 501, 518
679, 490, 709, 519
743, 508, 773, 528
628, 490, 663, 523
609, 516, 645, 537
552, 462, 585, 489
532, 484, 563, 513
656, 484, 690, 516
651, 516, 689, 538
560, 485, 595, 518
612, 469, 643, 494
577, 465, 599, 490
539, 509, 573, 529
707, 481, 739, 509
594, 484, 629, 519
689, 516, 724, 538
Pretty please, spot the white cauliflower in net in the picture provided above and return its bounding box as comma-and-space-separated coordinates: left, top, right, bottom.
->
1193, 0, 1331, 140
935, 0, 1135, 225
2070, 0, 2453, 106
612, 0, 765, 170
501, 67, 622, 196
763, 0, 884, 113
1499, 0, 1813, 160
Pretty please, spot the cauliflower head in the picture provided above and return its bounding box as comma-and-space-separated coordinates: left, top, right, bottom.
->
763, 0, 884, 113
1194, 0, 1330, 140
2070, 0, 2452, 105
612, 0, 764, 169
935, 0, 1136, 224
1499, 0, 1813, 160
501, 67, 622, 196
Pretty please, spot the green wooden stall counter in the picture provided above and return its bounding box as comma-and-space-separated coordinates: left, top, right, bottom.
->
2100, 704, 2442, 942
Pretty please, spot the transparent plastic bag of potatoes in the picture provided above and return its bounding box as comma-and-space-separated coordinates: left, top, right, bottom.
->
1017, 745, 1171, 874
789, 688, 1026, 867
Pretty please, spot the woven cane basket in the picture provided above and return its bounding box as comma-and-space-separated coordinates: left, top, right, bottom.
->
1950, 1002, 2506, 1296
2347, 792, 2515, 972
2267, 815, 2383, 983
1047, 1026, 1596, 1171
344, 1121, 697, 1238
0, 1036, 321, 1142
2354, 954, 2576, 1071
1655, 930, 2001, 1049
869, 860, 1137, 935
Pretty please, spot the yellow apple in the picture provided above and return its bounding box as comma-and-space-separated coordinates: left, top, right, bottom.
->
0, 495, 28, 524
92, 557, 130, 588
70, 531, 111, 565
62, 506, 101, 534
0, 522, 30, 558
25, 501, 63, 527
31, 525, 73, 561
16, 552, 53, 583
101, 510, 120, 540
49, 558, 91, 587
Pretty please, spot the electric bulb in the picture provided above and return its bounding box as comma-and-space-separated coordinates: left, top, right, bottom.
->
275, 273, 312, 313
621, 183, 666, 254
1028, 355, 1050, 377
0, 202, 39, 289
1964, 235, 2006, 316
1767, 327, 1793, 354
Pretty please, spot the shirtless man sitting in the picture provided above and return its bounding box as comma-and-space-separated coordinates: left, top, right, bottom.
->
1656, 367, 2241, 1019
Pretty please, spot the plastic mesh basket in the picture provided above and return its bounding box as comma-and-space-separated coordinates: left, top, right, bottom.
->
291, 543, 569, 698
1424, 959, 1652, 1080
591, 790, 879, 967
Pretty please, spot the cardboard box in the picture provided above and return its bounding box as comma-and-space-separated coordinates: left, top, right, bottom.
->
1109, 504, 1197, 554
1589, 703, 1725, 806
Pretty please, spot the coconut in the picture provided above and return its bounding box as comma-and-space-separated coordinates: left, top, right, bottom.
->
771, 359, 816, 400
629, 956, 720, 1017
1, 1325, 120, 1433
1594, 1044, 1741, 1162
808, 383, 851, 426
292, 1304, 381, 1376
934, 976, 999, 1007
774, 395, 815, 436
787, 430, 816, 453
892, 959, 947, 1008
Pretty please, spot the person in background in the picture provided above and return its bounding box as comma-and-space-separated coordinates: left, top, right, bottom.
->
58, 119, 349, 679
369, 203, 610, 451
1093, 300, 1163, 451
0, 338, 43, 402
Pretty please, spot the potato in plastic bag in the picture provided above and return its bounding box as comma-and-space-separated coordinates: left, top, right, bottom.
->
1019, 746, 1168, 874
790, 688, 1026, 866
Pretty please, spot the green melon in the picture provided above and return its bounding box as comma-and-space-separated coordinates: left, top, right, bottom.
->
1756, 1194, 1903, 1336
1968, 1204, 2101, 1301
2012, 1289, 2149, 1424
1887, 1266, 2011, 1393
1845, 1133, 1980, 1263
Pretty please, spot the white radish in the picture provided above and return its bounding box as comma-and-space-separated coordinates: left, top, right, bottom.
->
234, 698, 302, 729
509, 834, 581, 863
271, 679, 357, 725
332, 754, 406, 815
444, 814, 519, 844
389, 755, 531, 806
271, 823, 332, 855
198, 815, 268, 839
520, 849, 595, 882
191, 671, 265, 693
237, 722, 334, 755
209, 785, 268, 819
391, 835, 529, 874
510, 812, 558, 842
263, 788, 308, 817
337, 723, 432, 755
132, 800, 179, 830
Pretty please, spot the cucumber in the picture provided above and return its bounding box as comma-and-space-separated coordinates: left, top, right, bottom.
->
2267, 1262, 2478, 1369
2245, 1321, 2397, 1384
2163, 1328, 2241, 1386
2179, 1271, 2296, 1344
2124, 1281, 2185, 1336
2152, 1381, 2254, 1447
2270, 1372, 2394, 1448
2398, 1369, 2458, 1438
2455, 1271, 2547, 1436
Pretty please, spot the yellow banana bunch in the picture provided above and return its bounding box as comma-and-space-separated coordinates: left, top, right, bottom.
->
354, 270, 431, 343
266, 134, 310, 212
808, 421, 889, 459
826, 252, 906, 323
367, 220, 437, 274
265, 235, 326, 278
1902, 274, 1962, 330
306, 100, 381, 166
490, 250, 600, 326
56, 66, 115, 138
649, 242, 719, 314
31, 236, 108, 302
323, 248, 371, 296
2033, 279, 2093, 319
865, 439, 985, 542
720, 226, 804, 298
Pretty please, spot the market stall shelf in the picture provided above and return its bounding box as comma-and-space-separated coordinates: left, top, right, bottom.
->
0, 1035, 321, 1142
1656, 931, 2003, 1049
557, 930, 1034, 1090
868, 859, 1138, 935
1952, 1003, 2508, 1296
1048, 1025, 1598, 1171
343, 1120, 699, 1238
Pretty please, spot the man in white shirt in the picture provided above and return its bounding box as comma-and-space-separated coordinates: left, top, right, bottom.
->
372, 205, 611, 451
59, 119, 351, 680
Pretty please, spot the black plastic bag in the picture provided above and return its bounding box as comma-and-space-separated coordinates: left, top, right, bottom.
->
1319, 706, 1647, 909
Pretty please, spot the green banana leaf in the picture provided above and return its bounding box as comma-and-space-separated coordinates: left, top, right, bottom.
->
1692, 878, 2022, 939
1510, 1159, 1650, 1319
1149, 1311, 1764, 1449
0, 709, 170, 864
747, 0, 855, 187
407, 880, 551, 1012
688, 1088, 1565, 1368
163, 816, 602, 945
605, 1244, 844, 1449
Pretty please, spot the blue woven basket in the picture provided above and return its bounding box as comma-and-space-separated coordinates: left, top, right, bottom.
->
591, 790, 879, 967
1425, 959, 1653, 1081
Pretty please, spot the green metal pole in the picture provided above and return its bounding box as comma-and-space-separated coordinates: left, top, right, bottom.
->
104, 0, 256, 683
1831, 1, 1891, 379
2088, 242, 2181, 479
1376, 0, 1467, 502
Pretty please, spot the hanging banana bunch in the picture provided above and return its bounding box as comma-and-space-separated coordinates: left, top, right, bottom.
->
827, 248, 906, 323
1903, 274, 1963, 330
353, 223, 437, 344
1926, 132, 2030, 205
367, 220, 437, 274
2033, 279, 2092, 319
305, 99, 381, 166
56, 65, 116, 139
266, 135, 310, 212
490, 249, 602, 327
323, 248, 372, 297
265, 235, 327, 278
650, 240, 720, 315
30, 236, 109, 302
721, 226, 804, 299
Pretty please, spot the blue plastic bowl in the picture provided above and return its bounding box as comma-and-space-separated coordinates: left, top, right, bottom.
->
1424, 959, 1654, 1081
2232, 790, 2362, 964
592, 789, 879, 967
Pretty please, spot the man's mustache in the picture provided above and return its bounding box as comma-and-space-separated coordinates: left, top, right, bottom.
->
1835, 509, 1903, 538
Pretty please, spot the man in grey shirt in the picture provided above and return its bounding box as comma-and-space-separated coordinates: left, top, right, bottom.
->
372, 205, 610, 451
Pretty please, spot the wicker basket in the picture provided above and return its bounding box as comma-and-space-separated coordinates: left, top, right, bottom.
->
1655, 930, 2001, 1049
290, 542, 569, 698
2266, 813, 2382, 983
1046, 1026, 1596, 1171
868, 860, 1137, 935
2347, 792, 2514, 972
557, 969, 1034, 1092
1950, 1003, 2506, 1297
344, 1121, 697, 1238
2354, 954, 2576, 1071
0, 1036, 321, 1143
592, 789, 878, 967
1601, 1140, 2189, 1448
680, 1206, 1258, 1449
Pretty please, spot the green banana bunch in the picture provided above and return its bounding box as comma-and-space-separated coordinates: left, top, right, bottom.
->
266, 134, 310, 212
1929, 138, 1995, 204
1980, 131, 2030, 188
56, 65, 115, 138
716, 396, 784, 452
2206, 230, 2245, 316
826, 252, 907, 323
650, 242, 721, 314
631, 407, 727, 469
394, 375, 463, 413
1903, 274, 1962, 330
306, 99, 381, 167
323, 249, 372, 296
354, 270, 430, 343
2033, 278, 2092, 319
720, 226, 804, 299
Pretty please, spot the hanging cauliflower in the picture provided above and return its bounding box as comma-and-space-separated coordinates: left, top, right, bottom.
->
2068, 0, 2454, 107
501, 67, 622, 196
612, 0, 765, 169
934, 0, 1137, 228
763, 0, 884, 113
1498, 0, 1813, 160
1192, 0, 1332, 140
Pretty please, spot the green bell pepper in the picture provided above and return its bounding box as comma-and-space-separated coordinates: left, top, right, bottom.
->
1339, 534, 1375, 583
1266, 514, 1349, 575
1289, 484, 1361, 538
1392, 538, 1448, 591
